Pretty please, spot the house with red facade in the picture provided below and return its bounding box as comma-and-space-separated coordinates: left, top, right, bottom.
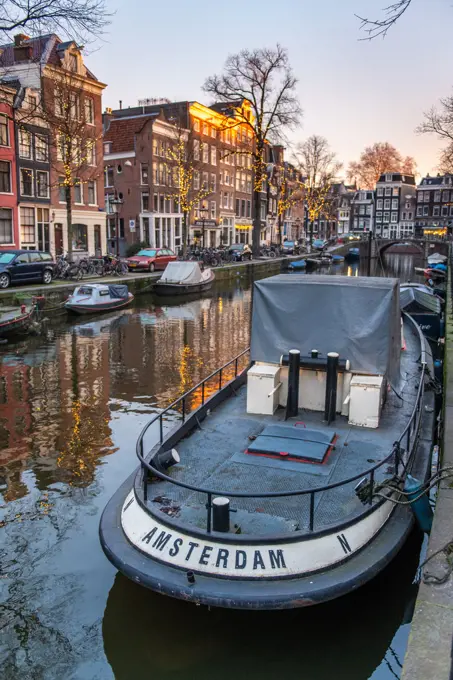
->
0, 83, 19, 249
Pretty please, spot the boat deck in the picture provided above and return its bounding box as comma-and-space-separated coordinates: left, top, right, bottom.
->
146, 321, 423, 537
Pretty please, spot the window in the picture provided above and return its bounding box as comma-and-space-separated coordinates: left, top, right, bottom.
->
87, 180, 96, 205
70, 93, 80, 119
153, 193, 158, 211
359, 205, 365, 215
384, 199, 390, 210
193, 119, 200, 132
35, 135, 48, 161
140, 163, 149, 184
366, 205, 371, 216
210, 173, 216, 191
377, 199, 383, 210
159, 195, 165, 212
376, 212, 382, 222
423, 206, 429, 216
19, 128, 31, 158
242, 199, 246, 217
202, 172, 208, 189
70, 53, 78, 72
37, 208, 49, 251
194, 171, 200, 190
392, 187, 399, 196
142, 192, 149, 212
223, 191, 228, 208
211, 127, 216, 138
20, 207, 35, 244
86, 140, 95, 165
443, 190, 450, 202
424, 192, 430, 202
202, 144, 209, 164
235, 198, 240, 216
246, 200, 251, 218
385, 187, 392, 196
442, 205, 448, 216
434, 191, 441, 202
72, 224, 88, 251
203, 122, 209, 136
408, 212, 412, 220
20, 168, 33, 196
74, 179, 82, 204
59, 177, 66, 202
105, 166, 114, 188
0, 116, 8, 146
193, 139, 200, 161
450, 206, 453, 216
391, 199, 398, 210
36, 170, 49, 198
383, 212, 390, 222
0, 161, 11, 193
402, 212, 406, 220
416, 206, 423, 217
211, 147, 217, 165
85, 97, 94, 124
54, 88, 63, 117
433, 206, 440, 217
391, 212, 398, 223
377, 187, 383, 197
0, 208, 13, 243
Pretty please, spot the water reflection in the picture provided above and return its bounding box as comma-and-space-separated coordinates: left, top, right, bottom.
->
102, 530, 421, 680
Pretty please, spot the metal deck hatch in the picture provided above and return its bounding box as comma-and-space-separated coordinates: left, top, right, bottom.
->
247, 425, 336, 464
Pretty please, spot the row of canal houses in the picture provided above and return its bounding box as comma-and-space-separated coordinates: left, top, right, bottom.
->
0, 32, 449, 258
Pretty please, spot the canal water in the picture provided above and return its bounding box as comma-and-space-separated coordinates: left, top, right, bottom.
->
0, 254, 427, 680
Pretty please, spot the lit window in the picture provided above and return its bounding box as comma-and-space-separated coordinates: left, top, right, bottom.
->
19, 128, 31, 158
36, 171, 49, 198
20, 207, 35, 244
211, 147, 217, 165
35, 135, 48, 161
202, 144, 209, 164
193, 139, 200, 161
0, 116, 8, 146
140, 163, 149, 184
20, 168, 33, 196
193, 171, 200, 190
193, 119, 200, 132
85, 97, 94, 124
210, 200, 216, 219
87, 180, 96, 205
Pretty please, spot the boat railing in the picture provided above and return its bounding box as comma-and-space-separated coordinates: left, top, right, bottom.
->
136, 319, 427, 536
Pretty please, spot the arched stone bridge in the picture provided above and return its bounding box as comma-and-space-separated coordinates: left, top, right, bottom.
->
332, 238, 449, 260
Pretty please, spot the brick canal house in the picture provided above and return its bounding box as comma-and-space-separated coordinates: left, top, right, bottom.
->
103, 99, 305, 252
0, 83, 19, 249
374, 173, 416, 240
415, 173, 453, 239
0, 34, 107, 256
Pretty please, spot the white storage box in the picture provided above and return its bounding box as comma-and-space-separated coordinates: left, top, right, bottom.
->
348, 375, 385, 429
247, 364, 281, 415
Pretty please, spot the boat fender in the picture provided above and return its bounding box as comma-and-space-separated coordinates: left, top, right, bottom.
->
404, 474, 433, 534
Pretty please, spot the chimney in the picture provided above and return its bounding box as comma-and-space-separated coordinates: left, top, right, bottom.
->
119, 100, 122, 110
13, 34, 32, 62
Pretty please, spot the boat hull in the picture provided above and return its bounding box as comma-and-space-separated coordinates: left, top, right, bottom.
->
154, 274, 215, 296
0, 311, 33, 337
65, 294, 133, 315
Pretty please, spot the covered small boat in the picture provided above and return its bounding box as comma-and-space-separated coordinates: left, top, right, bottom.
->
288, 259, 306, 270
400, 285, 443, 344
100, 275, 435, 610
0, 305, 34, 338
424, 267, 446, 282
345, 247, 360, 261
154, 261, 215, 296
427, 253, 447, 266
65, 284, 133, 315
332, 254, 345, 263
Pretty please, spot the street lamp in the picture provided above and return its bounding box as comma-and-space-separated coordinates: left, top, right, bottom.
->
111, 193, 124, 257
199, 206, 208, 249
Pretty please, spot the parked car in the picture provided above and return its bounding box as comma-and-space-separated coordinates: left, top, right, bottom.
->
312, 239, 327, 251
126, 248, 177, 272
0, 250, 55, 289
282, 240, 299, 255
228, 244, 252, 261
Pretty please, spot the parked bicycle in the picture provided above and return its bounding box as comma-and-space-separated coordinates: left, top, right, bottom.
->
54, 254, 84, 280
101, 255, 129, 277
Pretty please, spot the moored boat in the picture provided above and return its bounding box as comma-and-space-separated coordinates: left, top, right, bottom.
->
427, 252, 447, 266
100, 274, 435, 610
0, 304, 34, 338
288, 259, 306, 270
65, 283, 133, 315
154, 261, 215, 296
400, 284, 443, 345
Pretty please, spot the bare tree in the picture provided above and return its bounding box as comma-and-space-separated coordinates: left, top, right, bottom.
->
417, 93, 453, 174
271, 170, 304, 246
203, 44, 302, 256
0, 0, 111, 42
347, 142, 416, 189
40, 69, 100, 259
294, 135, 342, 247
356, 1, 413, 39
166, 122, 212, 255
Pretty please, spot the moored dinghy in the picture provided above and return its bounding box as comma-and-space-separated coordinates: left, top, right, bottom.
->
65, 283, 134, 314
100, 274, 435, 610
154, 261, 215, 296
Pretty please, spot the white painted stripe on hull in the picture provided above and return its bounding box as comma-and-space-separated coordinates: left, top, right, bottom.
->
121, 491, 396, 579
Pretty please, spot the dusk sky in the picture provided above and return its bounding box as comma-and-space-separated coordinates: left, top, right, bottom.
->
91, 0, 452, 177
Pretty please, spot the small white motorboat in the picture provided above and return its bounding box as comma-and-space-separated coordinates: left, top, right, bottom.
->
153, 261, 215, 296
427, 253, 447, 266
65, 284, 134, 315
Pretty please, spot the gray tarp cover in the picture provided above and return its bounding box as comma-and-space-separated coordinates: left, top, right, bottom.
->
160, 261, 203, 284
251, 274, 401, 385
108, 284, 129, 299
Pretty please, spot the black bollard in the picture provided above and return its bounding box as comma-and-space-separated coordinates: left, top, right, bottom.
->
286, 349, 300, 420
212, 497, 230, 532
324, 352, 339, 424
311, 349, 319, 358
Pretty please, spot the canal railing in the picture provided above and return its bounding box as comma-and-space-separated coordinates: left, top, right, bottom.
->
136, 318, 427, 537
